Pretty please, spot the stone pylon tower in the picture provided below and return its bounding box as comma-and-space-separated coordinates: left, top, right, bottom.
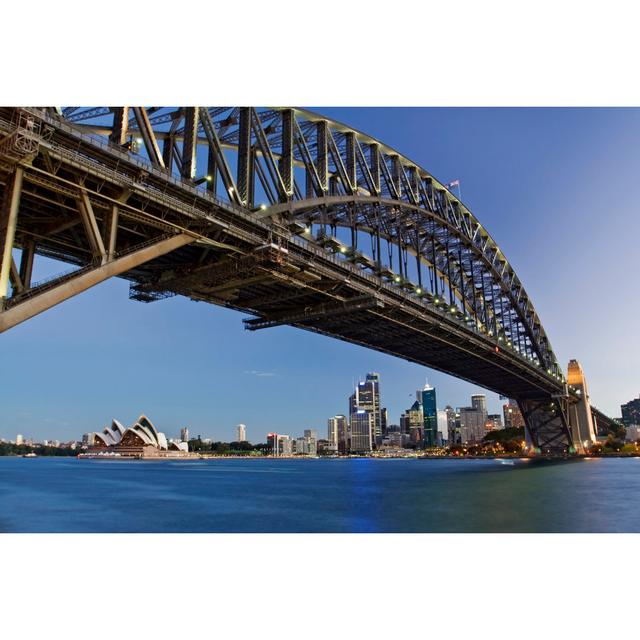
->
567, 359, 597, 453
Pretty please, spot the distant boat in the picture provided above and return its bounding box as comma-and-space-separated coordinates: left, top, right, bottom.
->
22, 452, 37, 458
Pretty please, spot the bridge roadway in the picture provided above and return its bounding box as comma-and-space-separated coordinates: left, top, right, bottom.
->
0, 107, 596, 454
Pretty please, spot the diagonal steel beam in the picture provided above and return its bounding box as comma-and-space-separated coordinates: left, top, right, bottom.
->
132, 107, 165, 168
0, 233, 195, 333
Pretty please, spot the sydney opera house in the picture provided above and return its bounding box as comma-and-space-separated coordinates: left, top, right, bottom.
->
86, 415, 190, 458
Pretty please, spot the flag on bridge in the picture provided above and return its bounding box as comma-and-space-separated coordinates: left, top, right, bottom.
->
446, 179, 460, 189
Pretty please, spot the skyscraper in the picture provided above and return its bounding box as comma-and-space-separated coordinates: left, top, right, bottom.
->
445, 406, 461, 444
349, 372, 382, 446
436, 410, 448, 446
328, 416, 346, 447
459, 405, 485, 443
421, 383, 437, 447
236, 424, 247, 442
471, 395, 488, 421
381, 407, 388, 436
180, 427, 189, 442
350, 410, 373, 453
400, 400, 423, 444
15, 434, 23, 445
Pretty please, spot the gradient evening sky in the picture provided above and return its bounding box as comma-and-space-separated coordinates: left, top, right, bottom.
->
2, 108, 639, 443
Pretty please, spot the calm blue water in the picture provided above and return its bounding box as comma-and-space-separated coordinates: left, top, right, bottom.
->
0, 456, 638, 532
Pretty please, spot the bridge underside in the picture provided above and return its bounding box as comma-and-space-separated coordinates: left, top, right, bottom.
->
0, 107, 575, 455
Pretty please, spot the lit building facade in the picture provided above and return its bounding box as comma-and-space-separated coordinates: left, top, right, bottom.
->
349, 373, 382, 446
421, 384, 437, 447
400, 400, 423, 443
503, 400, 525, 428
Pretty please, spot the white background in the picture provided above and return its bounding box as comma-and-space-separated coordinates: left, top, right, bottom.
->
1, 1, 639, 638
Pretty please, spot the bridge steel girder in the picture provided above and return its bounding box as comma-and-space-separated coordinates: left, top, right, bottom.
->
181, 107, 199, 180
0, 106, 593, 455
0, 233, 195, 333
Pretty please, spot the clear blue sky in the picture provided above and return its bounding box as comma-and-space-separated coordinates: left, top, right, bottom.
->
2, 108, 638, 443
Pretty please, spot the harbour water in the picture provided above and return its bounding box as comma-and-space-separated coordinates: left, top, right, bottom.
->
0, 456, 638, 533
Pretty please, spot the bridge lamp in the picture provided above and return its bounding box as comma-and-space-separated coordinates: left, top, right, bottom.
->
340, 246, 348, 253
394, 275, 401, 283
450, 306, 456, 313
228, 186, 234, 194
498, 336, 503, 342
259, 203, 267, 210
507, 341, 512, 347
415, 287, 422, 294
194, 175, 214, 186
136, 137, 143, 144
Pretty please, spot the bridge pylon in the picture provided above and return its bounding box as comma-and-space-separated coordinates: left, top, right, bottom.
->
566, 359, 597, 454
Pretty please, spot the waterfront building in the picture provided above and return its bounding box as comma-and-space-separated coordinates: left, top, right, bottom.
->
503, 400, 525, 428
267, 433, 293, 457
82, 432, 95, 446
15, 434, 23, 445
436, 410, 448, 446
621, 396, 640, 428
421, 383, 438, 447
486, 414, 503, 431
349, 373, 382, 446
350, 410, 373, 453
458, 406, 485, 443
180, 427, 189, 442
471, 395, 488, 422
445, 406, 461, 444
86, 415, 189, 457
400, 400, 423, 444
295, 434, 318, 456
328, 415, 348, 453
236, 423, 247, 442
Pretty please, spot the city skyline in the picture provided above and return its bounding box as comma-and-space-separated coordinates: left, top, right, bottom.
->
2, 107, 639, 441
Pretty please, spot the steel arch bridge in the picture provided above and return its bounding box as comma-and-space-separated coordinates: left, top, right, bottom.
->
0, 107, 599, 454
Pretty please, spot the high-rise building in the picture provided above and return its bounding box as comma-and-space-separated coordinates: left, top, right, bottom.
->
471, 395, 488, 421
503, 400, 525, 429
421, 383, 438, 447
486, 414, 503, 431
328, 415, 347, 449
400, 400, 423, 444
459, 406, 485, 443
350, 410, 373, 453
15, 434, 23, 445
236, 423, 247, 442
436, 410, 448, 446
381, 407, 388, 436
328, 415, 349, 453
180, 427, 189, 442
350, 373, 382, 446
621, 396, 640, 427
445, 406, 461, 444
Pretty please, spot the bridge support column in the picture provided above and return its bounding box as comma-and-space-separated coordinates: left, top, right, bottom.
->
0, 167, 24, 304
0, 233, 194, 333
518, 397, 572, 456
566, 359, 597, 452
